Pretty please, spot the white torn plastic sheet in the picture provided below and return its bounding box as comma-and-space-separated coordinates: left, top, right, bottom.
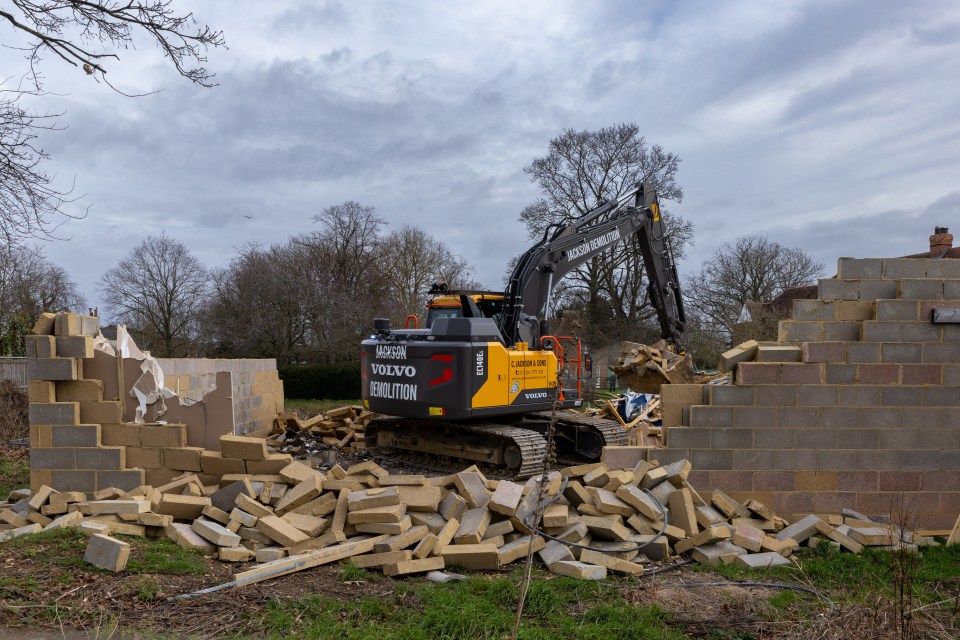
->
94, 325, 178, 423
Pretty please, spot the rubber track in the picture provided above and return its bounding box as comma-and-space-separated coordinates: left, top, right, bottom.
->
528, 411, 630, 447
366, 417, 548, 479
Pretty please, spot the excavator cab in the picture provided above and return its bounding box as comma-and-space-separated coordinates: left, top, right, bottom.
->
423, 283, 506, 330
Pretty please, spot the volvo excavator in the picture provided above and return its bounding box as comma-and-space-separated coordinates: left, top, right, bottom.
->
360, 182, 686, 477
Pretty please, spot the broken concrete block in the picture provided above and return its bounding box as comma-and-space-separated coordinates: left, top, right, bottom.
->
690, 541, 748, 566
548, 560, 606, 580
453, 472, 491, 509
775, 514, 823, 544
347, 486, 400, 511
281, 512, 327, 537
396, 485, 442, 512
668, 488, 699, 537
735, 552, 792, 568
256, 515, 310, 547
496, 535, 546, 565
192, 518, 242, 548
84, 534, 130, 572
719, 340, 759, 372
275, 475, 323, 515
454, 507, 491, 545
0, 523, 42, 542
166, 523, 216, 554
156, 494, 210, 519
219, 435, 268, 461
383, 556, 445, 577
440, 543, 500, 570
354, 516, 412, 535
218, 546, 255, 562
488, 480, 524, 516
539, 539, 575, 565
616, 484, 662, 521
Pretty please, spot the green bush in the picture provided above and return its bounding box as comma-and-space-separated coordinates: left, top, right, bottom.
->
279, 362, 361, 399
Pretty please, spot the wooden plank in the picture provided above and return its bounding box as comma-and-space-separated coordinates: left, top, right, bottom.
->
232, 534, 389, 584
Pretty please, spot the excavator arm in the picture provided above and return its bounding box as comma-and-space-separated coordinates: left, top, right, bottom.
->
499, 182, 686, 350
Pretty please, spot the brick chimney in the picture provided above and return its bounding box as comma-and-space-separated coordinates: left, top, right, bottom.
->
930, 226, 953, 257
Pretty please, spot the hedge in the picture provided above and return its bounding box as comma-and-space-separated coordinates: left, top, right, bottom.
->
278, 362, 361, 399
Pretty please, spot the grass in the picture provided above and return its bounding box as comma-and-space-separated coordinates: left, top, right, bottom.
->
338, 561, 373, 582
285, 398, 363, 418
6, 528, 207, 575
260, 574, 684, 640
693, 540, 960, 605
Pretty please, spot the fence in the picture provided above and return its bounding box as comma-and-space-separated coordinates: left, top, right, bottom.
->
0, 357, 27, 390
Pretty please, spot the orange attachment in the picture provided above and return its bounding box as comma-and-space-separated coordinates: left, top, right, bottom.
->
404, 315, 419, 329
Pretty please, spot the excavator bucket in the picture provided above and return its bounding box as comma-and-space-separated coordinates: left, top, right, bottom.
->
609, 341, 695, 393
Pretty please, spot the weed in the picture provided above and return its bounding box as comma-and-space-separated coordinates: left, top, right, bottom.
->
768, 589, 800, 610
338, 561, 370, 582
136, 577, 160, 601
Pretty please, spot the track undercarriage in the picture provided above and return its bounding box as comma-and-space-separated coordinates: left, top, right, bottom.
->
366, 412, 629, 479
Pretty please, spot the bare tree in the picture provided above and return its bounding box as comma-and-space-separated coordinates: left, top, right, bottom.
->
99, 233, 208, 357
0, 243, 85, 354
686, 234, 825, 341
379, 225, 475, 321
0, 1, 224, 245
206, 241, 317, 364
519, 123, 693, 346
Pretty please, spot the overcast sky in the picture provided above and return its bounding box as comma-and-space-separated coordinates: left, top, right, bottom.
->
6, 0, 960, 315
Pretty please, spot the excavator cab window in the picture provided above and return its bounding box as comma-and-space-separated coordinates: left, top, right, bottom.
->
425, 307, 462, 328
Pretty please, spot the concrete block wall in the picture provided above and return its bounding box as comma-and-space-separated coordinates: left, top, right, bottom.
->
662, 258, 960, 529
27, 313, 146, 492
156, 358, 284, 435
28, 313, 287, 492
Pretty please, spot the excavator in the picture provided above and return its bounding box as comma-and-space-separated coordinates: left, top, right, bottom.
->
360, 182, 686, 477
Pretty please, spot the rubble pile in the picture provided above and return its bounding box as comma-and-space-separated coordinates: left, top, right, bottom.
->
610, 340, 695, 393
3, 443, 951, 581
270, 406, 375, 458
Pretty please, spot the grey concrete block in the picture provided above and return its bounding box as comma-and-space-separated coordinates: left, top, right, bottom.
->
51, 424, 100, 447
876, 300, 919, 321
29, 402, 79, 425
24, 335, 56, 358
825, 364, 857, 384
691, 448, 734, 470
862, 407, 905, 428
777, 407, 820, 428
839, 385, 881, 407
860, 322, 901, 342
882, 259, 927, 279
904, 322, 940, 342
689, 406, 733, 428
944, 280, 960, 299
927, 259, 960, 278
797, 385, 838, 407
778, 321, 822, 343
30, 447, 75, 469
881, 387, 922, 407
97, 470, 145, 492
55, 336, 94, 358
711, 428, 754, 449
735, 552, 793, 568
75, 447, 124, 470
898, 279, 944, 300
822, 322, 861, 341
709, 385, 755, 406
847, 343, 880, 363
859, 280, 897, 300
27, 358, 80, 381
817, 279, 859, 300
666, 427, 711, 449
838, 257, 883, 279
84, 534, 130, 572
923, 343, 960, 363
50, 470, 96, 492
922, 387, 960, 407
881, 343, 923, 363
776, 514, 823, 543
793, 300, 837, 321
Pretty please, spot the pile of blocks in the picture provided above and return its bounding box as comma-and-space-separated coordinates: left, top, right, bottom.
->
5, 448, 953, 579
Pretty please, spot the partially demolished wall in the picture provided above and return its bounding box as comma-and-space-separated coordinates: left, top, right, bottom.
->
26, 313, 284, 492
661, 257, 960, 529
